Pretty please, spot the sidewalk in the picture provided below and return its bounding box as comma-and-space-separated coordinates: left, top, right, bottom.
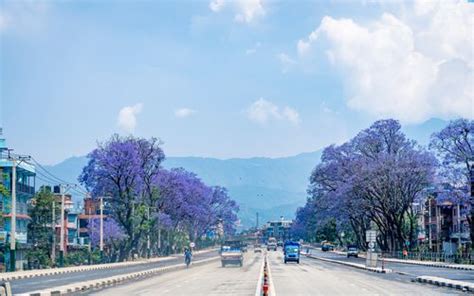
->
331, 250, 474, 271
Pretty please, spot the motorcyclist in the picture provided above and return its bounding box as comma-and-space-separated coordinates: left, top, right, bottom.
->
184, 248, 192, 267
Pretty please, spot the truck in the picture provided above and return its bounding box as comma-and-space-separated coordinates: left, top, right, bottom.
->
267, 237, 277, 251
220, 240, 243, 267
284, 241, 300, 264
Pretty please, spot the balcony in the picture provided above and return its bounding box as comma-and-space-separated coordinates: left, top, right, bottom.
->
17, 183, 35, 195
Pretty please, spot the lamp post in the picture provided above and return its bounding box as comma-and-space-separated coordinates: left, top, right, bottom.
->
469, 160, 474, 248
99, 196, 104, 261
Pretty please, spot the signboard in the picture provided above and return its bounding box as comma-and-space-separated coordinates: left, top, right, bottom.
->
190, 242, 195, 248
0, 231, 6, 243
366, 230, 377, 242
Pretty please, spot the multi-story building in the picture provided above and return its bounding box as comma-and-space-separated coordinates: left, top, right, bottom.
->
78, 196, 108, 246
262, 217, 293, 242
422, 194, 470, 254
0, 132, 36, 271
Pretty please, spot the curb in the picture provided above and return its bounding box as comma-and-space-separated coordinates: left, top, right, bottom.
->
0, 248, 217, 282
306, 254, 392, 274
16, 256, 220, 296
381, 258, 474, 271
254, 255, 265, 296
330, 250, 474, 271
256, 253, 275, 296
416, 276, 474, 292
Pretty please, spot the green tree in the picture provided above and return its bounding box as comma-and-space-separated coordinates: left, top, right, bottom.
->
27, 187, 59, 268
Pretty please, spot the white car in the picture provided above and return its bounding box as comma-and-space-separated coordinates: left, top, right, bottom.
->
254, 244, 262, 253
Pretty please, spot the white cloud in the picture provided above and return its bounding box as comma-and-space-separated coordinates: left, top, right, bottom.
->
276, 53, 296, 73
295, 0, 473, 123
117, 103, 143, 133
247, 98, 300, 125
0, 0, 50, 33
0, 13, 7, 32
175, 108, 197, 118
209, 0, 266, 24
209, 0, 225, 12
282, 106, 300, 125
234, 0, 266, 23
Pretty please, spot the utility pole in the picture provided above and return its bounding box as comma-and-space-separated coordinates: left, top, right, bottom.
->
428, 197, 432, 251
59, 184, 65, 267
51, 200, 56, 265
7, 152, 31, 272
256, 212, 259, 230
146, 206, 151, 259
100, 196, 104, 260
9, 159, 16, 272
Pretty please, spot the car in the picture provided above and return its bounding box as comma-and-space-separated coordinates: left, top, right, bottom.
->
284, 241, 300, 264
220, 240, 244, 267
321, 244, 335, 252
277, 240, 284, 247
347, 245, 359, 258
267, 237, 277, 251
254, 244, 262, 253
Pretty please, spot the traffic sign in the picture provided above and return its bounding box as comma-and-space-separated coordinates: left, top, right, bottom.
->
368, 241, 375, 249
366, 230, 377, 242
190, 242, 195, 248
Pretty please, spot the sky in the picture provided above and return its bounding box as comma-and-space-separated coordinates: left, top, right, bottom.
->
0, 0, 472, 165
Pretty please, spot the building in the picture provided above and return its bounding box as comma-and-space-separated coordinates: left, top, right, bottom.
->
262, 217, 293, 242
422, 197, 470, 254
78, 196, 108, 246
0, 131, 36, 271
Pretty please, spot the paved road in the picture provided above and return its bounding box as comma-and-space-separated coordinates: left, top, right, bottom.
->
11, 250, 219, 294
308, 248, 474, 283
268, 250, 461, 295
91, 251, 263, 295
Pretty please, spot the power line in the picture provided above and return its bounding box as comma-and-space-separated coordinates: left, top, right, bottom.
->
27, 157, 89, 196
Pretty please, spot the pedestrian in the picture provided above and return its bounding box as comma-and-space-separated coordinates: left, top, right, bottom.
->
402, 249, 408, 258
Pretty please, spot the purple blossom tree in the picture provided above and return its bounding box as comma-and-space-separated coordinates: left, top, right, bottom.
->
430, 119, 474, 243
308, 119, 437, 251
79, 135, 165, 260
87, 218, 127, 250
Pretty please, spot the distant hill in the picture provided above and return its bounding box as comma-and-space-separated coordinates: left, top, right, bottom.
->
40, 117, 449, 229
42, 151, 323, 229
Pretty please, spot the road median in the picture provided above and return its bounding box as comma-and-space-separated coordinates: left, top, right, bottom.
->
305, 254, 391, 273
415, 275, 474, 292
255, 253, 275, 296
16, 256, 220, 296
331, 250, 474, 271
0, 248, 217, 282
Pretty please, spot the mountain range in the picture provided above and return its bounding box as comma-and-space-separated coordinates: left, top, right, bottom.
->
41, 118, 448, 229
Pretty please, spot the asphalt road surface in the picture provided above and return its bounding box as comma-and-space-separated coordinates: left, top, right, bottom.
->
268, 250, 462, 295
10, 250, 219, 295
308, 248, 474, 284
91, 251, 263, 295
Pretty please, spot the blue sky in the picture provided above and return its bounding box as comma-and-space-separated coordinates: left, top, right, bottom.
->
0, 0, 472, 164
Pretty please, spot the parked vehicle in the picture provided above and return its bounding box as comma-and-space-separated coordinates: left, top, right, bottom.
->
277, 240, 284, 247
267, 237, 277, 251
284, 241, 300, 264
347, 245, 359, 258
321, 243, 335, 252
220, 240, 243, 267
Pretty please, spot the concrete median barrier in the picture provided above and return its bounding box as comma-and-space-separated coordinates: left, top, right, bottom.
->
0, 248, 217, 282
17, 256, 220, 296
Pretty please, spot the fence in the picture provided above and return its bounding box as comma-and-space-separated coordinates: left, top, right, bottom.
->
384, 251, 474, 265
